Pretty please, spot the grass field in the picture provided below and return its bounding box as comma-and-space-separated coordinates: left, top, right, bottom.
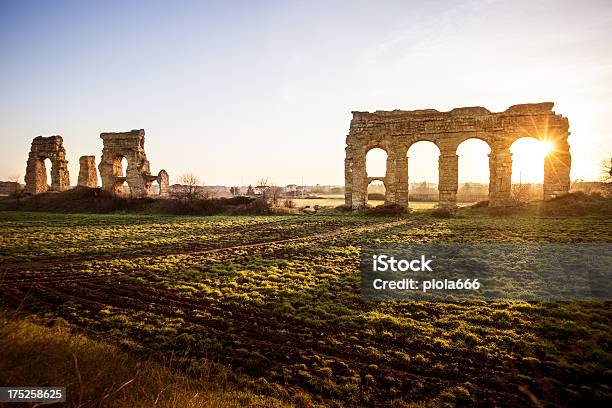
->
1, 206, 611, 407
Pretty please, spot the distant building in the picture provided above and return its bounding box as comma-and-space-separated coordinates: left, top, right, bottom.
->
253, 186, 270, 196
285, 184, 306, 197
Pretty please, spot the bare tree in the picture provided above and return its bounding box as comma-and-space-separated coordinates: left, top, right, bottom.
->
511, 182, 530, 202
266, 185, 284, 206
256, 177, 270, 187
174, 172, 202, 201
602, 158, 612, 182
5, 174, 24, 197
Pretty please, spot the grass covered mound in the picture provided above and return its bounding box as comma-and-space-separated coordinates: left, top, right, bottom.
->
536, 191, 612, 216
0, 187, 271, 215
463, 192, 612, 217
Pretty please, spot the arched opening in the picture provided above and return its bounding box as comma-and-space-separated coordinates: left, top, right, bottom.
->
456, 138, 491, 204
366, 148, 387, 178
367, 180, 386, 206
153, 179, 160, 195
407, 141, 439, 208
42, 157, 52, 191
112, 155, 130, 196
120, 157, 129, 195
510, 137, 552, 201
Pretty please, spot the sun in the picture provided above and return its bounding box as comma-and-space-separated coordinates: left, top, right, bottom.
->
510, 138, 553, 183
536, 140, 553, 157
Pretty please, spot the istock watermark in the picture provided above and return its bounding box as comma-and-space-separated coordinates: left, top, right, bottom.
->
361, 244, 612, 301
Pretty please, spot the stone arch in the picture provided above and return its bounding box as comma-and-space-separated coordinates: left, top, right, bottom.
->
509, 137, 549, 182
42, 157, 53, 190
506, 136, 553, 201
25, 136, 70, 194
113, 155, 129, 195
345, 103, 571, 209
99, 130, 157, 198
456, 138, 491, 203
407, 140, 440, 206
366, 147, 388, 178
366, 178, 387, 206
403, 135, 441, 152
451, 135, 493, 153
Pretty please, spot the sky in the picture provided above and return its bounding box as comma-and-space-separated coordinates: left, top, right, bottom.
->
1, 0, 611, 186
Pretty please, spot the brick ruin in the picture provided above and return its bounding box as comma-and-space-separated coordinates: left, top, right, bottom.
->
24, 130, 168, 198
78, 156, 98, 188
344, 102, 571, 209
98, 129, 168, 198
24, 136, 70, 194
157, 169, 170, 197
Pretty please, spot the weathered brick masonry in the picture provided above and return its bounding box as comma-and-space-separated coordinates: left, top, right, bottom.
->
344, 102, 571, 209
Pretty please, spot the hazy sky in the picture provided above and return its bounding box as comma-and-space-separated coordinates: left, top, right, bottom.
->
1, 0, 611, 186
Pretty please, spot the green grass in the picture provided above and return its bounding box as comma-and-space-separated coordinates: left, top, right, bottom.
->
1, 208, 611, 407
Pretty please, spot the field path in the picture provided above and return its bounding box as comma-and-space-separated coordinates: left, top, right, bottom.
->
0, 218, 411, 283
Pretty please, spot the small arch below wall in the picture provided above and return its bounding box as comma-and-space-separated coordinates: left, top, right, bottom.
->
367, 179, 386, 206
112, 155, 130, 196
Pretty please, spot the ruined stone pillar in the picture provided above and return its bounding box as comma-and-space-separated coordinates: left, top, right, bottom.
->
384, 153, 397, 205
438, 153, 458, 208
489, 147, 512, 206
77, 156, 98, 188
25, 157, 48, 194
157, 170, 169, 197
543, 138, 571, 200
349, 149, 367, 209
394, 152, 409, 208
344, 147, 354, 208
383, 147, 408, 208
24, 136, 70, 194
98, 154, 123, 195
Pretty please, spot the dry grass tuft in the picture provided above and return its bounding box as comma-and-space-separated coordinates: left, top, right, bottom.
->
0, 310, 291, 407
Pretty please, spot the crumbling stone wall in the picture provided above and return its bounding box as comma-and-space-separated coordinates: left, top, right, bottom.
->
99, 129, 168, 198
157, 170, 169, 197
345, 102, 571, 209
24, 136, 70, 194
77, 156, 98, 187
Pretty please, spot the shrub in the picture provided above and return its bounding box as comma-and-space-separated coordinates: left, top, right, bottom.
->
430, 207, 454, 218
363, 203, 406, 216
2, 188, 273, 216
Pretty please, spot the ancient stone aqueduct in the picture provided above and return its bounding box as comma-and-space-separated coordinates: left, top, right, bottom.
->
23, 102, 572, 209
24, 130, 169, 198
344, 102, 571, 208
